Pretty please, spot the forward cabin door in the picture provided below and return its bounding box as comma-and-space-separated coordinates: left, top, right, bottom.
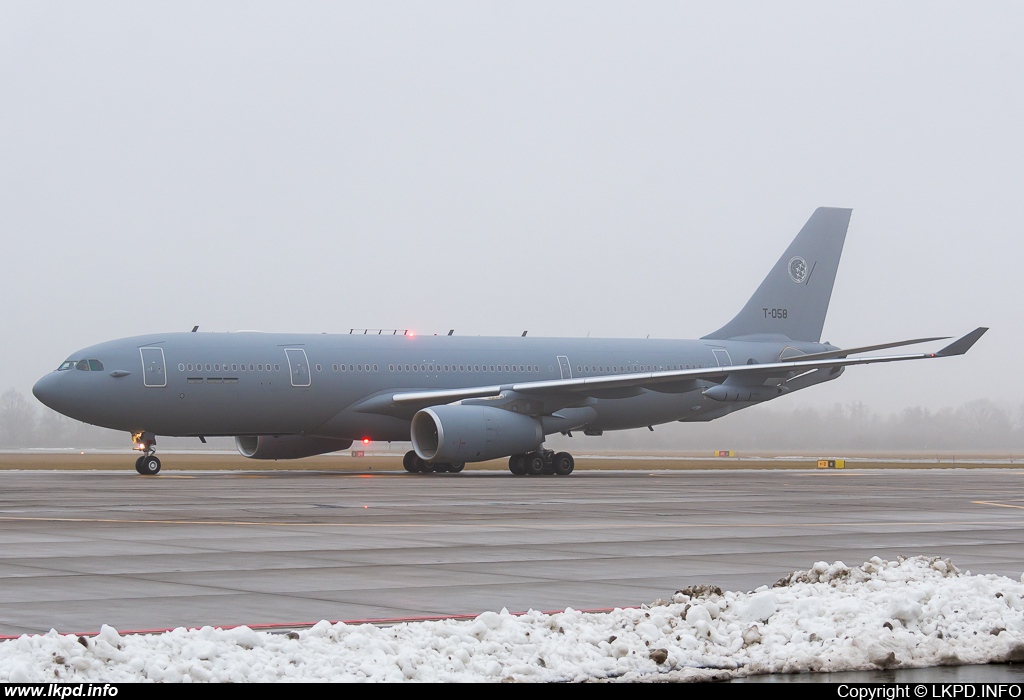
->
139, 347, 167, 388
284, 348, 311, 387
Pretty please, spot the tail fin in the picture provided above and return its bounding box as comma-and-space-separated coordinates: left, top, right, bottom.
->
703, 207, 852, 343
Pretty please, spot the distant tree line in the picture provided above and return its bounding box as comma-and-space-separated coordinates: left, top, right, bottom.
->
3, 387, 1023, 454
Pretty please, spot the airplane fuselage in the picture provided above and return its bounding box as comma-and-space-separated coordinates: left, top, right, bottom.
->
33, 332, 834, 441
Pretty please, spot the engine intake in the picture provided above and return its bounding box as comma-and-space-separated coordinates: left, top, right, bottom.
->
235, 435, 354, 460
411, 405, 543, 463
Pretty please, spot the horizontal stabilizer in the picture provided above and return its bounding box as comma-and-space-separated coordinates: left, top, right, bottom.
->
936, 327, 988, 356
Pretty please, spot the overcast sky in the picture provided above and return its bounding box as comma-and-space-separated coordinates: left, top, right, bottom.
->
2, 2, 1021, 414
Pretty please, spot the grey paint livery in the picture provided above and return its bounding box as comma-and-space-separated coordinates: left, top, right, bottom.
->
32, 208, 986, 472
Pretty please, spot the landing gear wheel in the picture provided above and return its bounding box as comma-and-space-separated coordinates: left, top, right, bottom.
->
508, 455, 527, 476
138, 456, 161, 475
553, 452, 575, 476
419, 459, 435, 474
449, 462, 465, 473
525, 454, 545, 476
403, 451, 420, 473
134, 456, 146, 474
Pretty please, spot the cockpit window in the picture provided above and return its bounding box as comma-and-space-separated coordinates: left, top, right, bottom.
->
58, 361, 76, 371
88, 360, 104, 371
76, 360, 90, 371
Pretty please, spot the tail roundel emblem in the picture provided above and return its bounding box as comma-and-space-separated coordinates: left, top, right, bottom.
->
788, 256, 808, 283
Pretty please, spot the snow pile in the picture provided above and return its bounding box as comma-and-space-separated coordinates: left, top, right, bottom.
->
2, 556, 1023, 682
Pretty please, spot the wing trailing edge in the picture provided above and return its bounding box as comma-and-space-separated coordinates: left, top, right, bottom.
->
387, 328, 987, 408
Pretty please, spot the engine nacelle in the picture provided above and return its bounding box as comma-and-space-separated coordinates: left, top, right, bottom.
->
235, 435, 354, 460
411, 405, 543, 463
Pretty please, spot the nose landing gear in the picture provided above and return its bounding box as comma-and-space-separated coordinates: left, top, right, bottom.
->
132, 431, 161, 475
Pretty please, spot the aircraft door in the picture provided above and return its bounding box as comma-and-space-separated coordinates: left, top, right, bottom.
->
284, 348, 311, 387
139, 347, 167, 388
557, 355, 572, 379
712, 349, 733, 368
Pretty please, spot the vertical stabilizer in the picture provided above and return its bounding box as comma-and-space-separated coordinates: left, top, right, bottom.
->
703, 207, 851, 343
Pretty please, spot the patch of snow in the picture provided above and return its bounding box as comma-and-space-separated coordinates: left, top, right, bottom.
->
2, 557, 1023, 682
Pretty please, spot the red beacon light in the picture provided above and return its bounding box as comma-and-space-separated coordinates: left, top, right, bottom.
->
362, 438, 370, 445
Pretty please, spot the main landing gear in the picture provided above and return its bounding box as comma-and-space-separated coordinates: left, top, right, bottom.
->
508, 449, 574, 477
132, 431, 161, 475
403, 451, 465, 474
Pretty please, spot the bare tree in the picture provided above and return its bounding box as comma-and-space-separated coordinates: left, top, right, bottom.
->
0, 389, 36, 447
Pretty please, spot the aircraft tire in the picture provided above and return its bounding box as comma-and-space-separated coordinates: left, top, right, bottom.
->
508, 455, 527, 476
403, 451, 420, 473
449, 462, 465, 473
553, 452, 574, 476
138, 456, 161, 475
419, 459, 435, 474
525, 454, 545, 476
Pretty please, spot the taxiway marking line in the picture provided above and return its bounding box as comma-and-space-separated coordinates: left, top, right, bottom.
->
0, 516, 1020, 529
972, 500, 1024, 511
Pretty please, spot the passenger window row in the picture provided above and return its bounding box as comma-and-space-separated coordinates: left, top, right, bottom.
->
576, 364, 698, 373
386, 364, 540, 373
177, 363, 280, 372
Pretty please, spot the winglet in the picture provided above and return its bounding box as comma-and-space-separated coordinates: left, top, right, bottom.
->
936, 327, 988, 356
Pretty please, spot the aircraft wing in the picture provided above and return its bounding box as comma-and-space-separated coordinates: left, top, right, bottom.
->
389, 328, 987, 409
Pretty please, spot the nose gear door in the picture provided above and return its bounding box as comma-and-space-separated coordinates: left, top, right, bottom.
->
139, 347, 167, 388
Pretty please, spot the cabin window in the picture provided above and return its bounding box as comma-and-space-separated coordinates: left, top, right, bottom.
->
316, 364, 322, 372
178, 364, 185, 371
88, 360, 103, 371
76, 360, 89, 371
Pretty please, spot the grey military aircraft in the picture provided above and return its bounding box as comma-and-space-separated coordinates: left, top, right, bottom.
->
33, 208, 985, 476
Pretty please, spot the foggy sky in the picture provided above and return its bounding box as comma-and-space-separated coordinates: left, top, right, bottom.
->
2, 2, 1022, 416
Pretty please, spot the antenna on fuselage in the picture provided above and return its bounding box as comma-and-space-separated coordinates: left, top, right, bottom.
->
448, 329, 454, 336
191, 326, 199, 333
522, 331, 528, 337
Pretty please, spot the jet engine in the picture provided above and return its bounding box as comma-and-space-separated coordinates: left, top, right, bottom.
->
411, 405, 543, 463
235, 435, 354, 460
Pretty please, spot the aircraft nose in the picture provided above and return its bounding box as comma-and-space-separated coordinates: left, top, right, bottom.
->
32, 373, 65, 413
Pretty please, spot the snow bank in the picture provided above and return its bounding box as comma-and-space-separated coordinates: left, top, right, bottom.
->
2, 556, 1023, 682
